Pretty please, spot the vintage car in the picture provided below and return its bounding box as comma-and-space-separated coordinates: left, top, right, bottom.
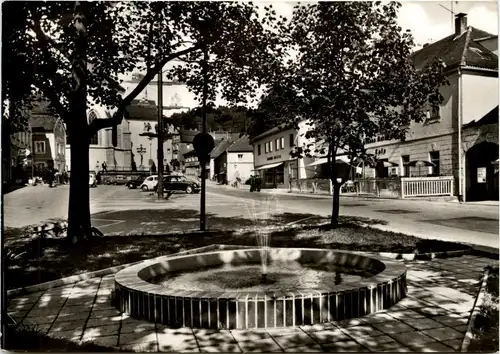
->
156, 175, 200, 194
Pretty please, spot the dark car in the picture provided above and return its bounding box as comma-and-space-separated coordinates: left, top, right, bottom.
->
157, 175, 200, 194
126, 175, 146, 189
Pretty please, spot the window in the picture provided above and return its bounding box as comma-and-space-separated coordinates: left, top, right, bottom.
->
426, 104, 440, 121
275, 139, 280, 151
269, 141, 273, 152
35, 141, 45, 153
280, 137, 285, 150
238, 154, 243, 160
430, 151, 440, 176
290, 134, 295, 147
258, 144, 261, 156
264, 142, 268, 153
88, 111, 99, 145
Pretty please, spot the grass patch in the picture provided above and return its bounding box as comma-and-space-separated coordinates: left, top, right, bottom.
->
468, 266, 499, 353
5, 215, 470, 291
4, 324, 127, 352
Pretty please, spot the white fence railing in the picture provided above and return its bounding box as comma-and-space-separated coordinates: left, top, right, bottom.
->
401, 176, 454, 198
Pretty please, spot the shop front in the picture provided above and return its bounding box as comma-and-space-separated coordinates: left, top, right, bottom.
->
255, 162, 285, 189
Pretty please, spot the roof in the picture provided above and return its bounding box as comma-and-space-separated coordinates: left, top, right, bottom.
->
125, 99, 167, 121
252, 126, 281, 143
412, 27, 498, 71
210, 139, 233, 159
227, 135, 253, 153
29, 116, 58, 132
463, 106, 499, 128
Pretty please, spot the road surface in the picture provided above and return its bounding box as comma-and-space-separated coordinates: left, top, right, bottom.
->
3, 183, 498, 249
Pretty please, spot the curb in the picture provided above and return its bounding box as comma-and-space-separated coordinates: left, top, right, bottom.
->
6, 244, 221, 298
7, 244, 475, 298
460, 267, 491, 352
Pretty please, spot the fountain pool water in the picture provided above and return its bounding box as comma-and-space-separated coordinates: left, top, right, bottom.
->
114, 248, 407, 329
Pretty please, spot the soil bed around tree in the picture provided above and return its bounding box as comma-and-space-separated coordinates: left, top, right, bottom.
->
4, 216, 470, 291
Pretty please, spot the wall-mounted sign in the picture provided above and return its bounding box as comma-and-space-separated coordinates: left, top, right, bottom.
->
477, 167, 487, 183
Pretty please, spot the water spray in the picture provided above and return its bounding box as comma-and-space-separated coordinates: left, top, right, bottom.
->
240, 192, 282, 281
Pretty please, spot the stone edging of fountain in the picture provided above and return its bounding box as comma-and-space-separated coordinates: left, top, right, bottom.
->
460, 267, 491, 352
6, 244, 227, 298
7, 245, 474, 298
114, 248, 408, 329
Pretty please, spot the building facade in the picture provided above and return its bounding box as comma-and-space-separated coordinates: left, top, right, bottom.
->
30, 116, 66, 174
251, 121, 315, 189
363, 13, 498, 201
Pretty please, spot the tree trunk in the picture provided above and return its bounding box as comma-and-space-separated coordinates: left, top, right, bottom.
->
67, 126, 92, 244
67, 1, 91, 244
331, 182, 341, 228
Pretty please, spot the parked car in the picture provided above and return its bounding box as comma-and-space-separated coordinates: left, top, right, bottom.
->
89, 173, 97, 188
139, 175, 159, 191
126, 175, 146, 189
157, 175, 200, 194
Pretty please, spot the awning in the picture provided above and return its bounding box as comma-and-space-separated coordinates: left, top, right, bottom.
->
307, 156, 351, 167
255, 162, 283, 171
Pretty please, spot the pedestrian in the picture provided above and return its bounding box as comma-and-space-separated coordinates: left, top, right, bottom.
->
102, 161, 107, 173
96, 171, 102, 185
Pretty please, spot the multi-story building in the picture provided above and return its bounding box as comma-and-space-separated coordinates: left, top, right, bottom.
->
30, 115, 66, 174
64, 68, 197, 174
251, 120, 316, 189
363, 13, 498, 201
212, 135, 254, 185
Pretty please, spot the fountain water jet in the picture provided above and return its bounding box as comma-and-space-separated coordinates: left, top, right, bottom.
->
241, 193, 281, 281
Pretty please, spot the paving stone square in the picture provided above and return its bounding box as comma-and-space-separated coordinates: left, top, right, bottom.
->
200, 343, 243, 352
156, 328, 198, 352
391, 331, 437, 347
354, 334, 404, 351
411, 341, 455, 352
401, 317, 445, 330
272, 332, 317, 349
283, 344, 323, 352
83, 334, 119, 348
442, 338, 462, 350
321, 340, 370, 352
371, 320, 415, 335
387, 309, 426, 320
340, 325, 383, 338
307, 329, 351, 344
421, 327, 464, 342
7, 253, 494, 352
193, 329, 237, 347
236, 337, 282, 352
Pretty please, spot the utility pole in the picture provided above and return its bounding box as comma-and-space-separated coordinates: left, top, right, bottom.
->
200, 45, 208, 231
157, 70, 164, 199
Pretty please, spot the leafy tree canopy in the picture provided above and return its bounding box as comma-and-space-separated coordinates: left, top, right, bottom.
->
253, 1, 448, 227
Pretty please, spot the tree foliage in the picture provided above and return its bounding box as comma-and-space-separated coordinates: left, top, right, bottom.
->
2, 1, 278, 242
261, 2, 448, 227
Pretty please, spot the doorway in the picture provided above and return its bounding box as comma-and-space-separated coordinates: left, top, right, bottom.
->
466, 142, 499, 201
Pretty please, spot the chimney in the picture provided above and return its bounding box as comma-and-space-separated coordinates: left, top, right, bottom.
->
455, 13, 467, 37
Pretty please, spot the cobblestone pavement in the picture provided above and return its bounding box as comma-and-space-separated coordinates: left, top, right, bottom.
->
8, 254, 496, 352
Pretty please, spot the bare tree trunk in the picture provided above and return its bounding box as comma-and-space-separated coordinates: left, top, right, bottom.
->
67, 1, 91, 243
331, 182, 341, 228
67, 127, 92, 244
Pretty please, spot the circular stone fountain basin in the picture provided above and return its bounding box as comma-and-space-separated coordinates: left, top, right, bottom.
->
114, 248, 407, 329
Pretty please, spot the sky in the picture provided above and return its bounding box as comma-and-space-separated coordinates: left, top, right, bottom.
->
258, 1, 498, 48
